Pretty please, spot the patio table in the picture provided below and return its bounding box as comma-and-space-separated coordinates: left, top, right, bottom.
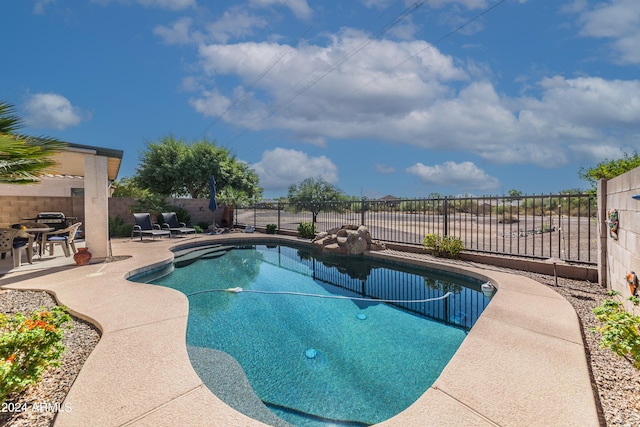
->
22, 227, 54, 257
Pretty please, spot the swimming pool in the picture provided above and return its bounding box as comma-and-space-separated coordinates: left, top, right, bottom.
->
135, 243, 491, 426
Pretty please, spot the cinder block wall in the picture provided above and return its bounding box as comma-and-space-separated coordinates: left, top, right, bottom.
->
0, 196, 79, 227
107, 197, 213, 226
0, 196, 214, 228
107, 197, 136, 223
603, 167, 640, 302
165, 198, 214, 226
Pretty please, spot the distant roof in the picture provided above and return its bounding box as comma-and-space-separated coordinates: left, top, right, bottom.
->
380, 195, 400, 200
52, 142, 124, 181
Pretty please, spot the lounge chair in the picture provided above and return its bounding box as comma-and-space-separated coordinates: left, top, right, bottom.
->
0, 228, 34, 267
161, 212, 196, 237
131, 213, 171, 240
40, 222, 82, 257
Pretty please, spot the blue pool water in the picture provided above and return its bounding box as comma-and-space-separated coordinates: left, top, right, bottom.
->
138, 244, 491, 426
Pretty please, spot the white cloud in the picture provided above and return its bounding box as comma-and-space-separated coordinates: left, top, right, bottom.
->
406, 161, 500, 192
154, 18, 194, 45
251, 148, 338, 191
91, 0, 195, 10
249, 0, 312, 20
192, 30, 467, 135
574, 0, 640, 64
186, 17, 639, 171
34, 0, 56, 14
138, 0, 196, 9
205, 8, 268, 43
375, 164, 396, 174
23, 93, 85, 130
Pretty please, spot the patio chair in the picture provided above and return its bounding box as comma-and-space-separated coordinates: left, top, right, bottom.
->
131, 213, 171, 240
40, 222, 82, 257
161, 212, 196, 237
0, 228, 34, 268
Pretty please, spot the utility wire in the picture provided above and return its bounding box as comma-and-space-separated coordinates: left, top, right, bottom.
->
220, 0, 506, 147
340, 0, 507, 102
219, 1, 428, 145
197, 23, 315, 139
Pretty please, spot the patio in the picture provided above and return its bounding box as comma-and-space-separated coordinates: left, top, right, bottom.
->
0, 234, 600, 426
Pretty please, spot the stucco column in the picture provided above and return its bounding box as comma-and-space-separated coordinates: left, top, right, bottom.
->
84, 155, 109, 260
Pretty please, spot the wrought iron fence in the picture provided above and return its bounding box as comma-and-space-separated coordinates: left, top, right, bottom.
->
236, 194, 598, 264
256, 244, 491, 329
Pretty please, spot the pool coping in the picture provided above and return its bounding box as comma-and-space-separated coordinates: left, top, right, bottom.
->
1, 233, 601, 427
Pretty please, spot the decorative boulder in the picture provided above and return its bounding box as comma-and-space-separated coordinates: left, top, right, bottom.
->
312, 225, 385, 255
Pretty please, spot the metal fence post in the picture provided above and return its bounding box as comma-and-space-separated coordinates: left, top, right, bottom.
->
277, 201, 281, 230
443, 197, 449, 236
361, 197, 366, 226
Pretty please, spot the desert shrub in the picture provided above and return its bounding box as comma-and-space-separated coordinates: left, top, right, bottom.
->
498, 212, 519, 223
0, 306, 72, 403
197, 221, 210, 230
297, 222, 316, 239
593, 292, 640, 369
266, 224, 277, 234
423, 234, 464, 258
109, 216, 134, 238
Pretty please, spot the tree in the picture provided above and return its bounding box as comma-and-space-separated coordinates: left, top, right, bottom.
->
135, 135, 262, 200
111, 177, 150, 198
287, 177, 345, 222
579, 152, 640, 192
0, 101, 67, 184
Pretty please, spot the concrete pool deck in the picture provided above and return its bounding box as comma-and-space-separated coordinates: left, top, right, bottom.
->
0, 233, 601, 426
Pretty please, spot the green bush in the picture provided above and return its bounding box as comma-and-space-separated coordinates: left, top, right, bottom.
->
0, 306, 72, 403
109, 216, 134, 238
593, 291, 640, 369
266, 224, 277, 234
197, 221, 210, 230
297, 222, 316, 239
423, 234, 464, 258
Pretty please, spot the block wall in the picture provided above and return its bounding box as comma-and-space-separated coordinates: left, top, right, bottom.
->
604, 167, 640, 305
0, 196, 216, 228
0, 196, 81, 227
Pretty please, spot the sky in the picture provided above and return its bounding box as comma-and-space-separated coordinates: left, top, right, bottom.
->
2, 0, 639, 199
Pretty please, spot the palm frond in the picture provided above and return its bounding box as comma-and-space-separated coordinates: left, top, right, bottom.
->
0, 101, 22, 134
0, 134, 68, 184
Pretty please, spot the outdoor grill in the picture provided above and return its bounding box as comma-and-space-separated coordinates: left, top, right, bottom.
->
35, 212, 74, 230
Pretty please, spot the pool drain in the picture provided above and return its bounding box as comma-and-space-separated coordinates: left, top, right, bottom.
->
357, 313, 367, 320
305, 348, 318, 359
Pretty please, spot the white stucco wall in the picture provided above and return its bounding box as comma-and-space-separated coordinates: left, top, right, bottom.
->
0, 176, 84, 197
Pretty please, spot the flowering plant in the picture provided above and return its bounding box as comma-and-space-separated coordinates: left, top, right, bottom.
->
0, 306, 72, 403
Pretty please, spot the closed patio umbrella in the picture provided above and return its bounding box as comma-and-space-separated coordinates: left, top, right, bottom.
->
209, 176, 217, 212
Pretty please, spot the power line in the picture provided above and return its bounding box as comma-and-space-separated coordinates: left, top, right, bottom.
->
219, 1, 429, 145
340, 0, 507, 102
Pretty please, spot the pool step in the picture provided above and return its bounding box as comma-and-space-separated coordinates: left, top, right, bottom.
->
174, 245, 234, 268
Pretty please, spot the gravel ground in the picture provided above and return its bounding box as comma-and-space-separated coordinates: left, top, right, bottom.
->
1, 266, 640, 426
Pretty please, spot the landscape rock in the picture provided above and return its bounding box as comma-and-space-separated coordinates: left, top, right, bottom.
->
313, 225, 385, 255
